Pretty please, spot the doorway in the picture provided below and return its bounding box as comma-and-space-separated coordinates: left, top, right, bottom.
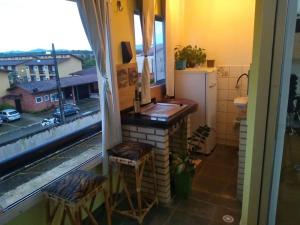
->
14, 99, 22, 113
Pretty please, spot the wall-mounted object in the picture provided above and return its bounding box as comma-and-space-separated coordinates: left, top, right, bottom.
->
207, 60, 215, 68
117, 0, 123, 12
121, 41, 133, 64
116, 63, 138, 89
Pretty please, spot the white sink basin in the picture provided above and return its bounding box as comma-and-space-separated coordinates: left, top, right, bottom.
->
234, 96, 248, 110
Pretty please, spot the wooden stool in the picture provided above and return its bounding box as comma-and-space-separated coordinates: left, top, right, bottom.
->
108, 142, 158, 224
43, 170, 111, 225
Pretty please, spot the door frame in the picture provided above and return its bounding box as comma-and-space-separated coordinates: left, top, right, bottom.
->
240, 0, 298, 224
258, 0, 297, 224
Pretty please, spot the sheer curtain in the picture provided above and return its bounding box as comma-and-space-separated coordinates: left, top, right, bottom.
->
140, 0, 155, 104
76, 0, 122, 175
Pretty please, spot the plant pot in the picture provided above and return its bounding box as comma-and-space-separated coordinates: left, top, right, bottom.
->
187, 61, 196, 68
175, 60, 187, 70
174, 171, 192, 199
207, 59, 215, 68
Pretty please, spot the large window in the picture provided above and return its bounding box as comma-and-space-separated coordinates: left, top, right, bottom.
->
0, 0, 99, 181
134, 13, 166, 84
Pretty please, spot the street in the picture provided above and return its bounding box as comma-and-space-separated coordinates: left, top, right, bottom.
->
0, 98, 100, 146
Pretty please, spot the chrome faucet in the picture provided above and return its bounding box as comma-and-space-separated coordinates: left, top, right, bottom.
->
235, 73, 249, 89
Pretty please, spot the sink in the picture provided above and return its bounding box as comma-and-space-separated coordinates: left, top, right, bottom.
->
234, 96, 248, 110
140, 103, 187, 119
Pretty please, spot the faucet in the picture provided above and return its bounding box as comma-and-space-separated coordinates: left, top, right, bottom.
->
235, 73, 249, 89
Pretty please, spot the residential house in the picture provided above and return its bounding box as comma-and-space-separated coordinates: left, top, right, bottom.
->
0, 69, 10, 102
0, 54, 82, 83
5, 71, 98, 112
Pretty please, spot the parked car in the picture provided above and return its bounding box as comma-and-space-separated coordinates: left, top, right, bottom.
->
53, 104, 80, 118
0, 117, 3, 125
0, 109, 21, 122
41, 117, 60, 127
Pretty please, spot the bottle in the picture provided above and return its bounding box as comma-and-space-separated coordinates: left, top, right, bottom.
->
133, 86, 141, 114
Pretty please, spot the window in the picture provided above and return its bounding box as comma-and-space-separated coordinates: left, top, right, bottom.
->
0, 0, 100, 211
35, 96, 43, 103
44, 95, 49, 102
134, 13, 166, 84
50, 93, 59, 102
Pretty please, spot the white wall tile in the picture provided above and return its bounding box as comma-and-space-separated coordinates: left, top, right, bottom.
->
229, 66, 242, 78
217, 90, 228, 101
216, 64, 250, 147
217, 100, 227, 112
217, 77, 229, 90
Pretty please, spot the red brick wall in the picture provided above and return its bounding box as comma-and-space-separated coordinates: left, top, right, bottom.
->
7, 88, 58, 112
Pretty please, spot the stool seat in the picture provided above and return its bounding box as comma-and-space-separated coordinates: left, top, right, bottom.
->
108, 142, 152, 161
44, 170, 106, 202
43, 170, 111, 225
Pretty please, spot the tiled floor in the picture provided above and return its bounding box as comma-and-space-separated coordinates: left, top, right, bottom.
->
87, 145, 241, 225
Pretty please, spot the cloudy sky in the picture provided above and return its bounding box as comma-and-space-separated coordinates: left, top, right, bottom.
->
0, 0, 91, 52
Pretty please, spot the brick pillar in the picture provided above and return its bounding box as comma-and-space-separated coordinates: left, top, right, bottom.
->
237, 119, 247, 201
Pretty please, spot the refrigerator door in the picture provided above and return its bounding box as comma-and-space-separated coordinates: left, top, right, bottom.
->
174, 72, 206, 133
205, 72, 217, 154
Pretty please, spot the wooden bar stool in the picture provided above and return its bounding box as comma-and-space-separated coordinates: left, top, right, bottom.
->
43, 170, 111, 225
108, 142, 158, 224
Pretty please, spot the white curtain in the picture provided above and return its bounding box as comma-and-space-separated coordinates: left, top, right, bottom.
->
140, 0, 155, 104
76, 0, 122, 175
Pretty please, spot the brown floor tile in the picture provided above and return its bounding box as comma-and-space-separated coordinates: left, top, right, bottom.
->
166, 210, 212, 225
176, 198, 216, 219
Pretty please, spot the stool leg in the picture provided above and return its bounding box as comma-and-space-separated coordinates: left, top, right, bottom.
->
151, 152, 158, 204
120, 169, 136, 216
46, 197, 51, 225
75, 207, 82, 225
82, 204, 98, 225
48, 198, 60, 225
109, 162, 113, 207
66, 205, 78, 225
60, 209, 66, 225
135, 165, 142, 219
104, 189, 112, 225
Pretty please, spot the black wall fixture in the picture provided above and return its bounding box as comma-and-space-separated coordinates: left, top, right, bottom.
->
121, 41, 133, 64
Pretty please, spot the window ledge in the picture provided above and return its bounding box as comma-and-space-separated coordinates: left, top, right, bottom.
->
0, 135, 102, 224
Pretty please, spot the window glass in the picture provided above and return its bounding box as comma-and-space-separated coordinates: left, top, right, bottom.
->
0, 0, 100, 193
134, 14, 165, 84
154, 20, 165, 82
44, 95, 49, 101
35, 96, 43, 103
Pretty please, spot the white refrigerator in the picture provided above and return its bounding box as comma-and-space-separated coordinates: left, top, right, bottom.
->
175, 69, 217, 154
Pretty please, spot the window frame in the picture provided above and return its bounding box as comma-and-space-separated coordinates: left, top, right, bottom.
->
133, 11, 166, 85
44, 95, 49, 102
35, 96, 43, 104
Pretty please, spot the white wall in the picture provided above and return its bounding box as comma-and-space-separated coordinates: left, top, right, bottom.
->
182, 0, 255, 66
165, 0, 185, 96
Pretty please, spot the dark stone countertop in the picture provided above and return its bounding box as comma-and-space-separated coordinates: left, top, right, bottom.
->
121, 99, 197, 129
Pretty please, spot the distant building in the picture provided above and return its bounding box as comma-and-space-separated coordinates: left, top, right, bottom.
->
0, 69, 10, 102
3, 67, 98, 112
0, 54, 82, 83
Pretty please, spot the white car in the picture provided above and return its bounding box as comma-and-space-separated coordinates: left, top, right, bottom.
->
0, 109, 21, 122
41, 118, 59, 127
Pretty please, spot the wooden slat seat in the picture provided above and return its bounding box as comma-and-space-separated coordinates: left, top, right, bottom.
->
43, 170, 111, 225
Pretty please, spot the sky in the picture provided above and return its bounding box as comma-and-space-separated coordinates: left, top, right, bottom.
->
0, 0, 91, 52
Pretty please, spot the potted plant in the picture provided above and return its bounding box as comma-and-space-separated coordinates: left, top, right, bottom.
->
171, 125, 210, 198
174, 46, 188, 70
185, 45, 206, 68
